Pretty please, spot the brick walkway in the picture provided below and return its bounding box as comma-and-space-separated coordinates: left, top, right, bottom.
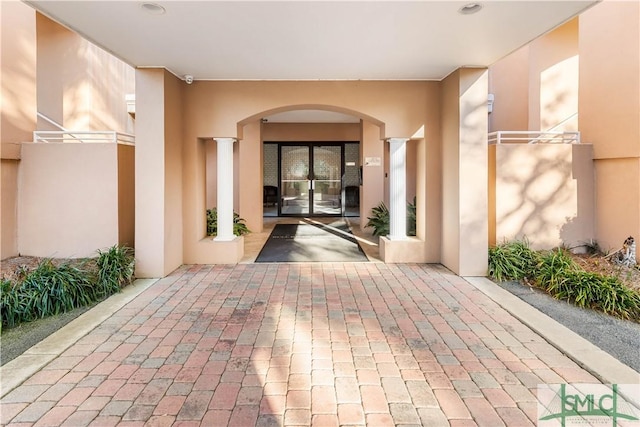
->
0, 263, 601, 426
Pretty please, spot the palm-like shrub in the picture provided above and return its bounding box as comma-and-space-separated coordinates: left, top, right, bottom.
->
206, 208, 250, 237
366, 198, 417, 237
366, 203, 390, 236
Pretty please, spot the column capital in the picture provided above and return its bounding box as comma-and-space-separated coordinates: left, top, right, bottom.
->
213, 137, 237, 144
386, 137, 410, 144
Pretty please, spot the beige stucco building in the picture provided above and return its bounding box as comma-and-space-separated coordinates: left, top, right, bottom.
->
2, 0, 638, 278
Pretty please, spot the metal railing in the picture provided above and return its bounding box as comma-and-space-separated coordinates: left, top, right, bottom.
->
33, 131, 135, 146
488, 130, 580, 145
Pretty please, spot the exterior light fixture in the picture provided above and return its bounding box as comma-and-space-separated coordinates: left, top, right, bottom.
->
141, 2, 166, 15
458, 3, 483, 15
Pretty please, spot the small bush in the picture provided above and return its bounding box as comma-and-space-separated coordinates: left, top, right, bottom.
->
488, 239, 539, 282
407, 197, 417, 236
366, 202, 390, 237
553, 271, 640, 320
534, 248, 579, 291
96, 245, 135, 297
206, 208, 250, 237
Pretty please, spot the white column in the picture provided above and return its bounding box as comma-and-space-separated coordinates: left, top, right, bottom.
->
388, 138, 409, 240
214, 138, 236, 241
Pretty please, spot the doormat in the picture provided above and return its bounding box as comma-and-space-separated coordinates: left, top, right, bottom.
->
255, 223, 369, 263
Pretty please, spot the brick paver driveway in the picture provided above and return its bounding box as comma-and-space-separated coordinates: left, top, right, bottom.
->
1, 263, 600, 426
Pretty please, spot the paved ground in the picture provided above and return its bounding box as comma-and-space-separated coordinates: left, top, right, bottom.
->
498, 280, 640, 372
0, 263, 625, 426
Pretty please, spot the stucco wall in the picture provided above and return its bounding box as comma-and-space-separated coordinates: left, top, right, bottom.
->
440, 73, 461, 274
180, 80, 442, 267
594, 158, 639, 254
489, 18, 579, 133
361, 121, 385, 231
579, 1, 640, 257
441, 68, 489, 276
135, 68, 184, 277
529, 18, 579, 132
489, 2, 639, 261
490, 143, 595, 251
1, 2, 36, 144
1, 160, 20, 258
1, 2, 37, 260
18, 143, 120, 258
117, 144, 135, 248
183, 81, 432, 139
238, 122, 262, 232
579, 2, 639, 160
164, 71, 184, 274
489, 46, 529, 133
262, 123, 361, 142
36, 13, 135, 133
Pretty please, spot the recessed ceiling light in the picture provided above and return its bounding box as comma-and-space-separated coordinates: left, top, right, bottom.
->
141, 2, 165, 15
459, 3, 483, 15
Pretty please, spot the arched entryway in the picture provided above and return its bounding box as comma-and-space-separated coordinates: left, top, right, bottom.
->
236, 105, 387, 235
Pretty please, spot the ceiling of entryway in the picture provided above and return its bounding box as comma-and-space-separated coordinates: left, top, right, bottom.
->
27, 1, 596, 82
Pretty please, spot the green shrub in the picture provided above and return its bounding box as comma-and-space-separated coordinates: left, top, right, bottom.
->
366, 198, 417, 237
488, 239, 539, 282
1, 259, 94, 328
96, 245, 135, 297
535, 248, 579, 291
552, 271, 640, 320
366, 202, 390, 236
1, 245, 135, 329
488, 241, 640, 321
407, 197, 417, 236
206, 208, 250, 237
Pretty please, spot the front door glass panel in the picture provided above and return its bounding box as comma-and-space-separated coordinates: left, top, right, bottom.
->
312, 145, 342, 215
281, 145, 310, 215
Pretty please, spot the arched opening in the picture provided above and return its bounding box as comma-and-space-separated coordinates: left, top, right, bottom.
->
235, 106, 386, 230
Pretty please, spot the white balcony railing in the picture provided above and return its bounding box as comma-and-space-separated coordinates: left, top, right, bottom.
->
488, 130, 580, 145
33, 131, 135, 146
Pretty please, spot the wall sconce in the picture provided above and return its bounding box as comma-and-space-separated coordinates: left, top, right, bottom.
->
487, 93, 495, 114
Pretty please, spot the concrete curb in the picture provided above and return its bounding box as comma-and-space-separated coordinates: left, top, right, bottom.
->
465, 276, 640, 385
0, 278, 158, 398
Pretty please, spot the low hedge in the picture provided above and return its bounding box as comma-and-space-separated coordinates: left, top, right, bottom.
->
489, 241, 640, 321
1, 245, 134, 330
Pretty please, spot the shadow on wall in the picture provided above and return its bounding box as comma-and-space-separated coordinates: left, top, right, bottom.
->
491, 143, 594, 251
2, 10, 36, 142
540, 55, 579, 132
36, 13, 135, 133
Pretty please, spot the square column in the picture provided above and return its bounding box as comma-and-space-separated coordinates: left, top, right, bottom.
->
441, 68, 488, 276
214, 138, 236, 241
388, 138, 409, 240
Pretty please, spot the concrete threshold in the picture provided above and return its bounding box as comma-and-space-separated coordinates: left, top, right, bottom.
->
0, 278, 158, 398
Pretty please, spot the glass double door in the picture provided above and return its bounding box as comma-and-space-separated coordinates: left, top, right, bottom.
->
280, 144, 343, 216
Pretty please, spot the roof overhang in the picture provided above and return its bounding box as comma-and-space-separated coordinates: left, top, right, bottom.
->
26, 1, 598, 82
